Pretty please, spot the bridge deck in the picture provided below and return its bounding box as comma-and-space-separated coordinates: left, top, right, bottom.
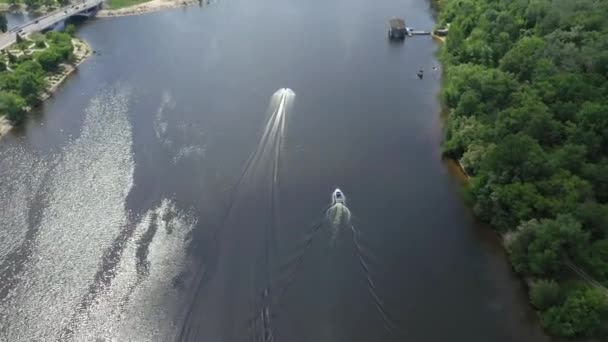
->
0, 0, 102, 50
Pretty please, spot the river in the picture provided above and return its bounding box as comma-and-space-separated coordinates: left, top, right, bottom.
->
0, 0, 551, 341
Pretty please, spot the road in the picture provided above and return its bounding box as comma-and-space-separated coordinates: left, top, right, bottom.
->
0, 0, 102, 50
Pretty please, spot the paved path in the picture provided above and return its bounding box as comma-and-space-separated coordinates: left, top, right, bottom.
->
0, 0, 102, 50
565, 257, 608, 296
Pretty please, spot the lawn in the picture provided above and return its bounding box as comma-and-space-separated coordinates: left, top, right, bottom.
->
106, 0, 151, 9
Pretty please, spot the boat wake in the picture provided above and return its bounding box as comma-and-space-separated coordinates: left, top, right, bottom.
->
178, 88, 295, 342
327, 189, 352, 244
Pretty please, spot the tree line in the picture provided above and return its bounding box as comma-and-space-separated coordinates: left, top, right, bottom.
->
439, 0, 608, 338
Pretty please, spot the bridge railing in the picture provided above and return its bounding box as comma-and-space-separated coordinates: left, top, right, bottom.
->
9, 0, 102, 33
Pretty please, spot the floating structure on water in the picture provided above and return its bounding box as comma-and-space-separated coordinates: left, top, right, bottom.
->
388, 18, 431, 40
388, 18, 407, 39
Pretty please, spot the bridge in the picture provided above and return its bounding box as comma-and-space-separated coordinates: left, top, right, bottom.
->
0, 0, 103, 50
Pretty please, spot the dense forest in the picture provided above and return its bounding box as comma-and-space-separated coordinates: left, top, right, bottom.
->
439, 0, 608, 338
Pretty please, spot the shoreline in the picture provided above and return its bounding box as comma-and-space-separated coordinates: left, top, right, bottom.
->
97, 0, 198, 18
0, 37, 92, 140
41, 37, 92, 100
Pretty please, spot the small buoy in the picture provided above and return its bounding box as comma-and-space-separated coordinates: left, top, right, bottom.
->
416, 70, 424, 79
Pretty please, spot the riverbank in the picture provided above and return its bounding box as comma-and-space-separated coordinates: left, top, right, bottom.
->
438, 0, 608, 339
98, 0, 197, 17
41, 38, 91, 100
0, 36, 91, 140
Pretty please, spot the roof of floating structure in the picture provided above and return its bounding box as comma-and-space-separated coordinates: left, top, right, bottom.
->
389, 18, 406, 30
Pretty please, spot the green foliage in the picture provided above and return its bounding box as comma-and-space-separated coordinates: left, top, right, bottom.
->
577, 201, 608, 237
7, 52, 17, 64
24, 0, 41, 10
542, 288, 608, 338
65, 24, 76, 37
581, 240, 608, 281
479, 134, 548, 183
0, 30, 74, 127
37, 48, 62, 71
442, 64, 516, 115
0, 13, 7, 33
106, 0, 154, 10
0, 91, 27, 124
441, 0, 608, 335
508, 215, 588, 276
1, 60, 46, 106
500, 37, 546, 81
442, 115, 490, 159
530, 279, 562, 310
46, 32, 73, 61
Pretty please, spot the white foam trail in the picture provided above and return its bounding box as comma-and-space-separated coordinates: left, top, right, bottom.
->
237, 88, 294, 187
0, 87, 134, 341
327, 190, 352, 245
255, 88, 294, 165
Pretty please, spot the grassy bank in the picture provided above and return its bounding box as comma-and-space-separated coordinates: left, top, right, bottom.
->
105, 0, 151, 10
438, 0, 608, 339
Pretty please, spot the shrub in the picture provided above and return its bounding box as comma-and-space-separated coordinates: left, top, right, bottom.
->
37, 48, 62, 71
542, 288, 608, 338
0, 91, 27, 124
530, 279, 561, 310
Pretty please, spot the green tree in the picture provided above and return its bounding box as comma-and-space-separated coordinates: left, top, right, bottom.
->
578, 201, 608, 238
574, 102, 608, 159
442, 115, 490, 159
7, 60, 47, 106
508, 215, 588, 276
549, 144, 586, 173
530, 279, 562, 310
443, 64, 517, 114
542, 288, 608, 338
37, 48, 62, 71
440, 0, 608, 336
46, 32, 74, 61
0, 91, 27, 124
581, 160, 608, 202
494, 89, 562, 145
65, 24, 76, 37
536, 171, 592, 218
500, 36, 546, 81
480, 134, 548, 183
461, 143, 494, 175
24, 0, 42, 10
582, 240, 608, 281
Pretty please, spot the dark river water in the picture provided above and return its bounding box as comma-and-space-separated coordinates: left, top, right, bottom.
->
0, 0, 552, 341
